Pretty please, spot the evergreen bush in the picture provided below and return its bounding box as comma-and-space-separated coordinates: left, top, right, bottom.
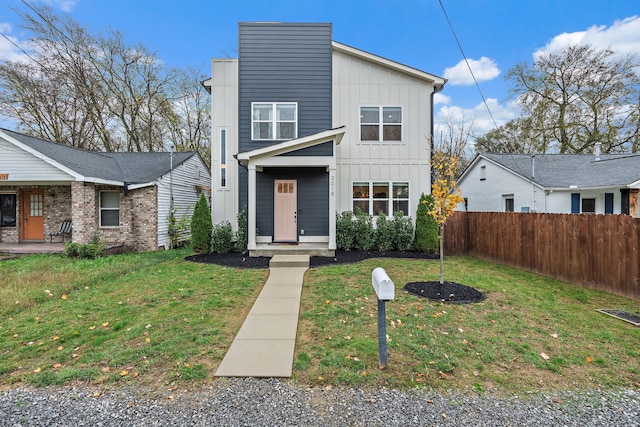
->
191, 193, 212, 254
374, 213, 394, 252
234, 206, 248, 253
336, 210, 355, 250
353, 208, 374, 251
211, 220, 234, 253
391, 210, 415, 251
414, 193, 439, 253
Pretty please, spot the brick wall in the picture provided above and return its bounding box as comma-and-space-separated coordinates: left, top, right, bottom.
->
71, 182, 158, 251
0, 185, 71, 242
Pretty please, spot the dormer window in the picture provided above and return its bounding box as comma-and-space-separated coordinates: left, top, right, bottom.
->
252, 102, 298, 141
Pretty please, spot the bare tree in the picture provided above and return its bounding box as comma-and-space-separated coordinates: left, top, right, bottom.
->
434, 112, 476, 176
505, 44, 640, 154
0, 4, 210, 158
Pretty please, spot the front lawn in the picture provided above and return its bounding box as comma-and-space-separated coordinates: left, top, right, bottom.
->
0, 249, 638, 393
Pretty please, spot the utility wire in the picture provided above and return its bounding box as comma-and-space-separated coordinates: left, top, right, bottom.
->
0, 30, 50, 70
437, 0, 500, 131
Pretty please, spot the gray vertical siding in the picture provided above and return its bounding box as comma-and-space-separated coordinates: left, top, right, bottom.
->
256, 168, 329, 237
237, 22, 333, 217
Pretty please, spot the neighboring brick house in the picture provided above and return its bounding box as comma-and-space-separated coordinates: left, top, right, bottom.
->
0, 128, 211, 251
205, 22, 446, 256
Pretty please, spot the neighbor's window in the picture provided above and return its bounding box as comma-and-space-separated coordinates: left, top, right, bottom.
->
505, 198, 514, 212
99, 191, 120, 227
220, 129, 227, 188
360, 106, 402, 142
252, 102, 297, 140
352, 182, 409, 216
582, 198, 596, 214
0, 194, 16, 227
480, 165, 486, 181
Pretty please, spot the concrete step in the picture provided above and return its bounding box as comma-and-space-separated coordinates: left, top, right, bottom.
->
269, 254, 310, 268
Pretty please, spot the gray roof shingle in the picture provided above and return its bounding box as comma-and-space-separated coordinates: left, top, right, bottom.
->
1, 128, 197, 184
482, 153, 640, 189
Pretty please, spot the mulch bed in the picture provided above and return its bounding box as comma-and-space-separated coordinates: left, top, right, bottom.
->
186, 249, 438, 269
404, 281, 485, 304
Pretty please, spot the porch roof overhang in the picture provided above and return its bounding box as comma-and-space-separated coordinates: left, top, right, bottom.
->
236, 126, 345, 170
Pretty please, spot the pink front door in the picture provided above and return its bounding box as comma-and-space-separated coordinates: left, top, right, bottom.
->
274, 180, 297, 242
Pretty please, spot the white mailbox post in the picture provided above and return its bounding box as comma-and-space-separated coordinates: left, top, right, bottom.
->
372, 268, 395, 369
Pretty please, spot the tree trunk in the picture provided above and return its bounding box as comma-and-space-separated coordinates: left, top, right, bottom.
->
439, 226, 445, 285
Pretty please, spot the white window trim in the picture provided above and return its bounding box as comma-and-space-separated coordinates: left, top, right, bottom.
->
351, 181, 410, 217
251, 102, 298, 141
359, 105, 404, 143
220, 128, 228, 188
99, 191, 120, 228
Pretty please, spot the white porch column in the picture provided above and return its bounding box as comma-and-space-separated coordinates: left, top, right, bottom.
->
328, 166, 337, 250
247, 164, 257, 250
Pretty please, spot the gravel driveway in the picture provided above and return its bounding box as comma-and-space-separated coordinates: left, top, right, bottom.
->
1, 378, 638, 426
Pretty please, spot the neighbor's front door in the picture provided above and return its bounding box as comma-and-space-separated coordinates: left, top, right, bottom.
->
273, 180, 297, 242
21, 189, 45, 241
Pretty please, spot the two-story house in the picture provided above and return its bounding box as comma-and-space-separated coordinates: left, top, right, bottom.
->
206, 23, 446, 256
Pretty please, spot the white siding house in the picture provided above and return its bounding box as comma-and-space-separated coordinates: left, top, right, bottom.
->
458, 153, 640, 217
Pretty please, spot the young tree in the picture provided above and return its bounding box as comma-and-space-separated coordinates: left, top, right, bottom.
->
427, 152, 464, 284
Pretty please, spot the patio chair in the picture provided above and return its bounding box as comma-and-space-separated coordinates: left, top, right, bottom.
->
49, 219, 72, 243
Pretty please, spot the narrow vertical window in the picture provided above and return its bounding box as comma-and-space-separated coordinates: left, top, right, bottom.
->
0, 194, 17, 227
480, 165, 486, 181
220, 129, 227, 188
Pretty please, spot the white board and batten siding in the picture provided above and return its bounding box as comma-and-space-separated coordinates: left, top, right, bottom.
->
0, 137, 74, 183
157, 154, 211, 249
332, 49, 435, 217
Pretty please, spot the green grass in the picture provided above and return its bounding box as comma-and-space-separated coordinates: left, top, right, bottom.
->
1, 250, 638, 393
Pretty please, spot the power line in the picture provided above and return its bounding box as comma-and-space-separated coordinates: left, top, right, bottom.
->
437, 0, 500, 131
0, 30, 49, 70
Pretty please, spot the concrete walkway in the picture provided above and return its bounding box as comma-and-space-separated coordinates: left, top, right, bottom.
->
215, 255, 309, 377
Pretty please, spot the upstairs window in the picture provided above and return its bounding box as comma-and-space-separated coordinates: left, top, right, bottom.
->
252, 102, 297, 140
0, 194, 16, 227
220, 129, 227, 188
360, 106, 402, 142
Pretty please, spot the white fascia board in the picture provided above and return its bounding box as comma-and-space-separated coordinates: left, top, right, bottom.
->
332, 41, 446, 87
628, 179, 640, 188
547, 185, 634, 192
0, 130, 83, 180
127, 181, 156, 190
237, 127, 345, 164
252, 156, 335, 168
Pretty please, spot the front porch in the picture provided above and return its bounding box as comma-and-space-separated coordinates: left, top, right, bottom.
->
0, 242, 64, 254
250, 242, 335, 257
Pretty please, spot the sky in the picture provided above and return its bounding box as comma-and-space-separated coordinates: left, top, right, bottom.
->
0, 0, 639, 141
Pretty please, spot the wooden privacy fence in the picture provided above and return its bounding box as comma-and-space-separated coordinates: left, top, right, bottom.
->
444, 212, 640, 301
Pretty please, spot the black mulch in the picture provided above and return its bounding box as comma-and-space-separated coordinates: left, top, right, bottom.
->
185, 250, 438, 269
404, 281, 485, 304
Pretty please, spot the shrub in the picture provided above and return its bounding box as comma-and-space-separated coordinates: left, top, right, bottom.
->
63, 233, 104, 259
353, 208, 374, 251
336, 210, 355, 250
191, 193, 212, 254
414, 193, 439, 253
374, 213, 394, 252
391, 211, 415, 251
211, 221, 234, 253
234, 206, 248, 253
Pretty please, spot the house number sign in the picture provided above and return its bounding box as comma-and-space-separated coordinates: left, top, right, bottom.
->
0, 173, 8, 180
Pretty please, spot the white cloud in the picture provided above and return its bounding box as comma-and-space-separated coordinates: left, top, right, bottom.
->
443, 56, 501, 86
0, 23, 31, 62
42, 0, 78, 12
534, 15, 640, 59
433, 93, 450, 105
435, 98, 521, 139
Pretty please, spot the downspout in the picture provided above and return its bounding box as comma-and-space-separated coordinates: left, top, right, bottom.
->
430, 81, 446, 186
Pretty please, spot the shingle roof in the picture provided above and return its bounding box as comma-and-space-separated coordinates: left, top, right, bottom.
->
1, 128, 196, 184
482, 153, 640, 189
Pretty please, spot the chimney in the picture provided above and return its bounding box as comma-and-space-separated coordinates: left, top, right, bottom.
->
595, 142, 601, 161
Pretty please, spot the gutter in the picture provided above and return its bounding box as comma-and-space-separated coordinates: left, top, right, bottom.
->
430, 81, 447, 185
